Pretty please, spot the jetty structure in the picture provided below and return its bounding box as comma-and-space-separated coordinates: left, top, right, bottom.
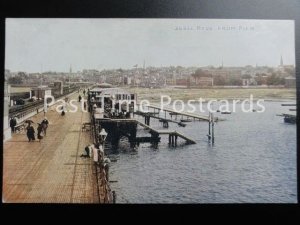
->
87, 84, 223, 148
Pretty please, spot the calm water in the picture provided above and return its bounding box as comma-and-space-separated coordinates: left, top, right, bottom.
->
107, 101, 297, 203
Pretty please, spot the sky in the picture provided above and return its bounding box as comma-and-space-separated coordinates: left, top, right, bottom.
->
5, 19, 295, 73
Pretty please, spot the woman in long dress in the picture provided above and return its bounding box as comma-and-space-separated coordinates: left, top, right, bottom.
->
26, 124, 35, 142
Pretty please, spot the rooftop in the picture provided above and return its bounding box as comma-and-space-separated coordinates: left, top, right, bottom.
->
90, 87, 132, 96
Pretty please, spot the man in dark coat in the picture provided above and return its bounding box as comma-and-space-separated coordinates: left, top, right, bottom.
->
37, 123, 43, 142
10, 118, 16, 133
41, 117, 49, 136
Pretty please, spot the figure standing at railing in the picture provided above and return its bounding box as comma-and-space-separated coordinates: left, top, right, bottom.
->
10, 117, 17, 133
92, 143, 100, 166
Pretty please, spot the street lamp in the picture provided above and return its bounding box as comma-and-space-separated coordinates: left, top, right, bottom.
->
93, 103, 97, 111
99, 128, 107, 141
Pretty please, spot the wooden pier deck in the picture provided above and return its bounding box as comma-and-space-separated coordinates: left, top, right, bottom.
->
3, 91, 110, 203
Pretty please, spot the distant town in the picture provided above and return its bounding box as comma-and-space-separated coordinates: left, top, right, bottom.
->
5, 56, 295, 106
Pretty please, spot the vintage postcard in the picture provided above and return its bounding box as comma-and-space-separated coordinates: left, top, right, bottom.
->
3, 19, 296, 203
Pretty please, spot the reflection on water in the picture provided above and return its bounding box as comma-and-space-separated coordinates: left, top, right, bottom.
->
107, 101, 297, 203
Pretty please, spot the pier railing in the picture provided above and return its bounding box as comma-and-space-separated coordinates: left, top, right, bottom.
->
90, 110, 114, 203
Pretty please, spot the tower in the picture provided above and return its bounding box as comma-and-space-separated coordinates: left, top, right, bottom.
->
280, 55, 283, 66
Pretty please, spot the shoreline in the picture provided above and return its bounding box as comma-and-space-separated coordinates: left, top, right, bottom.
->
126, 87, 296, 103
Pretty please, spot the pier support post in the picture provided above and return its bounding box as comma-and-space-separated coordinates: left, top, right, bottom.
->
112, 191, 116, 204
169, 134, 171, 145
171, 134, 175, 146
163, 121, 169, 128
145, 115, 150, 126
175, 135, 178, 146
212, 113, 215, 144
208, 112, 211, 141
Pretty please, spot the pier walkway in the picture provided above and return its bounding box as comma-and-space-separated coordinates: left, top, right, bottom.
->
3, 91, 106, 203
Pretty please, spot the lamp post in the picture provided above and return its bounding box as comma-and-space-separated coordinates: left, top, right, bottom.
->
99, 128, 107, 149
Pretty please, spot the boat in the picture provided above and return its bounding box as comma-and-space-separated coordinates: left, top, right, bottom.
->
283, 114, 296, 124
180, 119, 192, 122
178, 122, 186, 127
221, 111, 231, 114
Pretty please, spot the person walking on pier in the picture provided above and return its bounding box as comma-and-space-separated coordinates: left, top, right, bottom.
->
26, 124, 35, 142
41, 117, 49, 136
78, 95, 82, 102
37, 123, 43, 142
83, 89, 86, 96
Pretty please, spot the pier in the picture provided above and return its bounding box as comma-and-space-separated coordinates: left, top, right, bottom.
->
87, 87, 225, 149
137, 121, 196, 145
3, 90, 112, 203
137, 103, 222, 122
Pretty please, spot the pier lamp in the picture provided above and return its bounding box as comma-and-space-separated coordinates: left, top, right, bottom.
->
93, 104, 97, 111
99, 128, 108, 141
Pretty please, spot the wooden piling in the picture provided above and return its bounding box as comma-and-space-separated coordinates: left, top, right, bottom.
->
208, 112, 211, 140
172, 134, 175, 146
212, 113, 215, 144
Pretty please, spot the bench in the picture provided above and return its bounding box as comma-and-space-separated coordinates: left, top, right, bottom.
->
15, 123, 26, 133
82, 122, 91, 131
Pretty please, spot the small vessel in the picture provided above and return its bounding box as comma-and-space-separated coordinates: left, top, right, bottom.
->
283, 114, 296, 124
180, 119, 192, 122
277, 113, 296, 124
178, 122, 186, 127
221, 111, 231, 114
279, 103, 296, 124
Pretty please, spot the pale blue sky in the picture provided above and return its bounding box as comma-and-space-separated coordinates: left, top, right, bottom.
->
5, 19, 295, 73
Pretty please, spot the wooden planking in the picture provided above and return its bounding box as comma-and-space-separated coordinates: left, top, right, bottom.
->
3, 90, 108, 203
